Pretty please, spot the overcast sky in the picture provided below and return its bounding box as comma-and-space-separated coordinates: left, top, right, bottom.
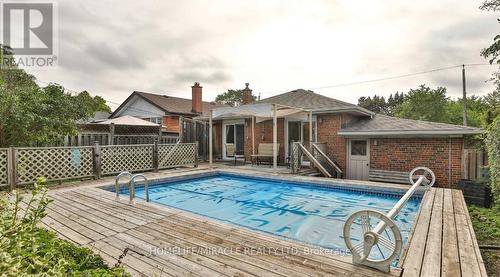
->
24, 0, 499, 110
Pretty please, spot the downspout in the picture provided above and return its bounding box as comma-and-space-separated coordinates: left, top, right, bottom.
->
449, 137, 452, 188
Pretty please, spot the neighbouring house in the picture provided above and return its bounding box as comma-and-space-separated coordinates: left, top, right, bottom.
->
110, 82, 225, 135
67, 115, 163, 146
211, 84, 483, 188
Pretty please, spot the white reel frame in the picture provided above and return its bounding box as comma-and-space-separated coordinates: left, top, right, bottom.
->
343, 166, 436, 272
343, 210, 402, 272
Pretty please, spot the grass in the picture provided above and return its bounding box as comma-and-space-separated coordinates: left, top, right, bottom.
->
468, 202, 500, 276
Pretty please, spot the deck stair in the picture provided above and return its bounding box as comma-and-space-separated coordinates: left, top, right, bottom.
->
290, 142, 342, 178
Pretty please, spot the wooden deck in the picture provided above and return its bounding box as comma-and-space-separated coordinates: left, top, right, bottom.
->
37, 178, 486, 276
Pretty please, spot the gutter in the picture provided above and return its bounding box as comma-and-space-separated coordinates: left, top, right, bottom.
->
337, 129, 483, 136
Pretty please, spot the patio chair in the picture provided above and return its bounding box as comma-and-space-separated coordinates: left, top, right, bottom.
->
251, 143, 280, 167
225, 143, 245, 165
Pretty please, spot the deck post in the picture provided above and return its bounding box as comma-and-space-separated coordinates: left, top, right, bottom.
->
153, 140, 159, 172
109, 123, 115, 145
93, 142, 101, 179
8, 146, 17, 191
209, 110, 213, 168
252, 116, 255, 156
273, 104, 277, 172
194, 142, 199, 167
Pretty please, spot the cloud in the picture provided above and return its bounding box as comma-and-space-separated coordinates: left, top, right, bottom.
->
18, 0, 499, 107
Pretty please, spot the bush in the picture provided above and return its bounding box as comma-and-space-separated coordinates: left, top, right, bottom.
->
0, 178, 127, 276
485, 117, 500, 200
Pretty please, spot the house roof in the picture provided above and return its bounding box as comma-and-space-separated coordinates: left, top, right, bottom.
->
97, 115, 159, 126
258, 89, 373, 115
111, 91, 226, 117
338, 114, 483, 136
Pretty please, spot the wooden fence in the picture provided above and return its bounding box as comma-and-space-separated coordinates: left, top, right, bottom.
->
462, 149, 488, 181
0, 142, 198, 190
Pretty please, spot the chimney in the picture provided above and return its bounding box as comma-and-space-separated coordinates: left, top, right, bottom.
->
191, 82, 202, 113
242, 83, 253, 105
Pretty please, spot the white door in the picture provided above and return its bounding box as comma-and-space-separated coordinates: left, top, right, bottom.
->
348, 139, 370, 180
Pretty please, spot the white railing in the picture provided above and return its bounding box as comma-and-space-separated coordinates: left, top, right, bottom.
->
343, 167, 436, 272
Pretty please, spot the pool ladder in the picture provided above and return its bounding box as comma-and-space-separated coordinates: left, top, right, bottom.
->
115, 171, 150, 204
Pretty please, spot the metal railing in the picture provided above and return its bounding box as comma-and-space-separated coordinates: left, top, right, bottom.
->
343, 167, 436, 272
115, 171, 150, 204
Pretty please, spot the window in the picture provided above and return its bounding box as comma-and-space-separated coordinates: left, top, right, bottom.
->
150, 117, 162, 125
351, 140, 367, 156
225, 125, 235, 143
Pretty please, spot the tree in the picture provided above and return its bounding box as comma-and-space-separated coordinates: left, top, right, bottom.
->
358, 95, 388, 114
485, 117, 500, 199
387, 92, 405, 116
480, 0, 500, 85
0, 44, 111, 147
215, 89, 256, 107
484, 89, 500, 124
446, 96, 489, 127
396, 85, 450, 122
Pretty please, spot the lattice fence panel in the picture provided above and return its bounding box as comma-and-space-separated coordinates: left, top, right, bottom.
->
16, 147, 94, 184
290, 142, 301, 174
158, 143, 197, 169
101, 144, 154, 175
0, 149, 8, 187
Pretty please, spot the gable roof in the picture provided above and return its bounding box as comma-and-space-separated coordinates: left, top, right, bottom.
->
258, 89, 373, 115
111, 91, 226, 118
338, 114, 483, 136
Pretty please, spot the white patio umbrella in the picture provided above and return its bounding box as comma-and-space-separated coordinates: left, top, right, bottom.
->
209, 103, 310, 172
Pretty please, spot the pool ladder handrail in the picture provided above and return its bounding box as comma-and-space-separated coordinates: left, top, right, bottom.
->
115, 172, 150, 204
130, 174, 150, 203
115, 171, 132, 201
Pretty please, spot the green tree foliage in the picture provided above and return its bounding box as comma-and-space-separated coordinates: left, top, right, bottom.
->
484, 89, 500, 123
480, 0, 500, 65
358, 92, 404, 116
215, 89, 257, 107
0, 179, 127, 276
485, 117, 500, 199
359, 85, 493, 128
396, 85, 450, 122
0, 45, 111, 147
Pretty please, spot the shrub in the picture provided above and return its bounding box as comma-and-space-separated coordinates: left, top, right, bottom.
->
485, 117, 500, 200
0, 178, 127, 276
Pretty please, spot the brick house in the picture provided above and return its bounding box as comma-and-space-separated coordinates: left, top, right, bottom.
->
211, 85, 482, 188
110, 83, 225, 134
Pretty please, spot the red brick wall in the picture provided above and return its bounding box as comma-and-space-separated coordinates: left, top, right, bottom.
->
244, 118, 285, 163
370, 138, 463, 188
163, 116, 180, 133
316, 114, 356, 173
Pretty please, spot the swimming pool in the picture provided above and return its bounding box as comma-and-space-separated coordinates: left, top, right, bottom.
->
112, 173, 421, 260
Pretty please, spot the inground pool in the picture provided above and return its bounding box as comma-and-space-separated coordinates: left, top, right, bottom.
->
111, 172, 422, 260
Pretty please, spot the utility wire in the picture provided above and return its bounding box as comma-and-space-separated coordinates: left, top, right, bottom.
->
34, 63, 498, 112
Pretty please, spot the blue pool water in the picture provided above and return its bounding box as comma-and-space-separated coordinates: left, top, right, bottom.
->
114, 174, 421, 258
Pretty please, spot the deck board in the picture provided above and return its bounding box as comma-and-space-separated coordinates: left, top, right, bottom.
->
33, 177, 486, 277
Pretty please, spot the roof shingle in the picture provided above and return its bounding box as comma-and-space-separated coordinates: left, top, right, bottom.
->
338, 114, 483, 136
258, 89, 357, 110
135, 91, 225, 116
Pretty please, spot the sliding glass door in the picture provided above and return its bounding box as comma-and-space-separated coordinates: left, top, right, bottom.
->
223, 123, 245, 159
